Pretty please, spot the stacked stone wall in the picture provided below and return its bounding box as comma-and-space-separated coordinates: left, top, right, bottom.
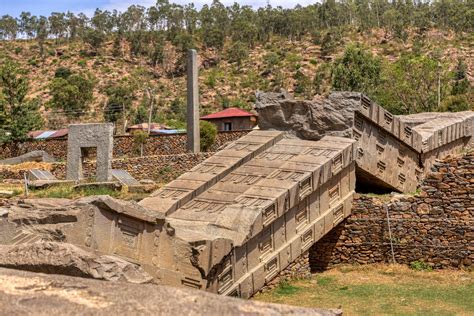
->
0, 153, 213, 183
0, 131, 248, 160
310, 151, 473, 270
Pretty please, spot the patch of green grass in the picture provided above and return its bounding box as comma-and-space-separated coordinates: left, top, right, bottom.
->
32, 184, 119, 199
316, 276, 334, 286
76, 186, 120, 197
410, 260, 433, 272
275, 281, 301, 296
254, 265, 474, 315
33, 185, 74, 199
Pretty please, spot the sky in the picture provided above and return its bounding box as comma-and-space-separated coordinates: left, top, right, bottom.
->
0, 0, 316, 17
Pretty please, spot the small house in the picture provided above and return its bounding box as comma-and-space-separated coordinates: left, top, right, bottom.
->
200, 108, 257, 131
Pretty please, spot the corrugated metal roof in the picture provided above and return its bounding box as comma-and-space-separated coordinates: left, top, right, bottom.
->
28, 129, 69, 139
35, 131, 56, 139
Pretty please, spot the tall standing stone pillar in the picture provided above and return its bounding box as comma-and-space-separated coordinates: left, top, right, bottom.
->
187, 49, 200, 153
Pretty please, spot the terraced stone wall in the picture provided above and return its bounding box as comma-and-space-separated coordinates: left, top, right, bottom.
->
0, 130, 249, 160
309, 151, 473, 270
0, 153, 213, 183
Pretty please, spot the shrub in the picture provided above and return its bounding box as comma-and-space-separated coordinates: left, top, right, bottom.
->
54, 66, 72, 79
410, 260, 433, 272
200, 120, 217, 152
133, 131, 148, 156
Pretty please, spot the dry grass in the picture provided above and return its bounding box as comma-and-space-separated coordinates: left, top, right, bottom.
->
254, 264, 473, 315
0, 183, 148, 201
0, 162, 53, 172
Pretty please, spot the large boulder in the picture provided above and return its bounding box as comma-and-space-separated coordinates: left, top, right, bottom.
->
255, 91, 361, 140
0, 242, 153, 284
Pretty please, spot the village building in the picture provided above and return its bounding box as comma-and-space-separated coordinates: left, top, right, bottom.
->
201, 107, 258, 131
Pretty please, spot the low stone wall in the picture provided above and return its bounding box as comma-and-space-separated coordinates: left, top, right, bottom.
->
0, 130, 249, 160
0, 153, 213, 183
310, 151, 473, 270
51, 153, 214, 183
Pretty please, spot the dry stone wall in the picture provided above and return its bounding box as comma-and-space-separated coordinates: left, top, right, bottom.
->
0, 131, 249, 160
54, 153, 214, 183
0, 153, 213, 183
309, 151, 473, 270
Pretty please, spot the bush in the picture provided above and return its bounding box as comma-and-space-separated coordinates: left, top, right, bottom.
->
439, 95, 471, 112
410, 260, 433, 272
54, 66, 72, 79
331, 45, 381, 95
200, 120, 217, 152
133, 130, 148, 156
227, 41, 249, 67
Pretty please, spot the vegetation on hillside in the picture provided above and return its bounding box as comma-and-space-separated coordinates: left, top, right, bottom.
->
0, 0, 472, 141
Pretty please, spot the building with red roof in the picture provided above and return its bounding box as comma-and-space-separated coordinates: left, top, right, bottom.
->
200, 107, 258, 131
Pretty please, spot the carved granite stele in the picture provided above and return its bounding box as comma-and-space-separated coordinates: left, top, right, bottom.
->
0, 93, 472, 300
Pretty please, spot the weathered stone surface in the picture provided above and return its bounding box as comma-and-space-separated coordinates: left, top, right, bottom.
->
0, 130, 357, 299
0, 150, 56, 165
255, 91, 360, 140
0, 242, 153, 284
187, 49, 200, 153
66, 123, 114, 182
0, 267, 337, 316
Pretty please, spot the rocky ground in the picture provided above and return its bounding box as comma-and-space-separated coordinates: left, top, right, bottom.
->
0, 267, 341, 315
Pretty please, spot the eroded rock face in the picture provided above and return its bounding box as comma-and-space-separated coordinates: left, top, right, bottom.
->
255, 91, 361, 140
0, 197, 153, 284
0, 242, 152, 283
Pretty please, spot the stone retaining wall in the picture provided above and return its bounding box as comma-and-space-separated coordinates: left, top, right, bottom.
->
310, 151, 473, 270
0, 153, 213, 183
0, 131, 249, 160
55, 153, 214, 183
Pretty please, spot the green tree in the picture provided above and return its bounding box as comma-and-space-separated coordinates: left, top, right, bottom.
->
131, 103, 149, 124
48, 73, 94, 117
19, 12, 37, 39
331, 45, 381, 95
377, 53, 449, 114
451, 58, 469, 96
35, 16, 49, 59
0, 15, 18, 40
0, 60, 43, 142
48, 12, 67, 40
320, 28, 343, 58
200, 120, 217, 151
104, 83, 135, 123
83, 28, 105, 54
227, 41, 249, 68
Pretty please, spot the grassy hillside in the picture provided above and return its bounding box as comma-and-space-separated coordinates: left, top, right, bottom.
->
0, 28, 472, 130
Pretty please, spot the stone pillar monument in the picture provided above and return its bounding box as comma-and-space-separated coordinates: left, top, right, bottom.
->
187, 49, 200, 153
